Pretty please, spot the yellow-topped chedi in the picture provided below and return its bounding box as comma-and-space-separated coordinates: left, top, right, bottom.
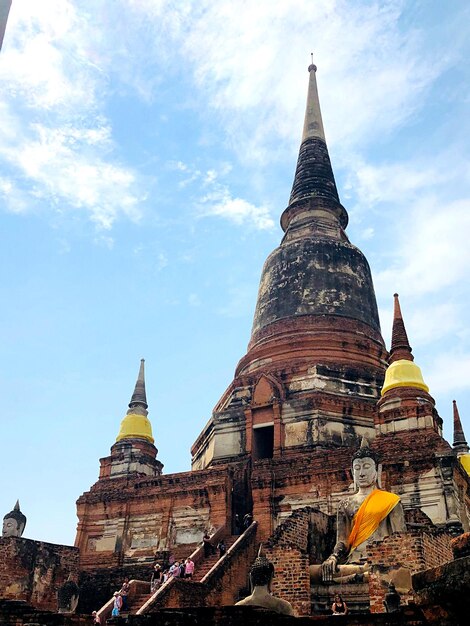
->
381, 359, 429, 396
459, 455, 470, 476
115, 358, 155, 445
116, 412, 154, 444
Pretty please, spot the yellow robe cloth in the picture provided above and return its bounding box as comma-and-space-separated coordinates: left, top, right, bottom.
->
347, 489, 400, 553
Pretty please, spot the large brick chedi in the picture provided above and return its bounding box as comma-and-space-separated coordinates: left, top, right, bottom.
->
75, 64, 469, 583
192, 62, 386, 471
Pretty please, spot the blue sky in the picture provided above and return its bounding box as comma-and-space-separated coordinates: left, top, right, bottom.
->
1, 0, 469, 546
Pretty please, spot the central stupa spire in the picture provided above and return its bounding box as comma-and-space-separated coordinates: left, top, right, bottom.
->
281, 60, 348, 234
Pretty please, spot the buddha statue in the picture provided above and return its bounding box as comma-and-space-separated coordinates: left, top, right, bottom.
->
57, 577, 80, 614
310, 440, 405, 584
2, 500, 26, 538
236, 546, 294, 615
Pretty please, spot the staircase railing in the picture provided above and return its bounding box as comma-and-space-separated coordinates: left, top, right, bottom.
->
96, 578, 150, 623
136, 525, 226, 615
200, 521, 257, 583
137, 522, 258, 614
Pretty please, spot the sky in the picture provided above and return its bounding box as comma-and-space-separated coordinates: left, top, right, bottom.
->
0, 0, 469, 547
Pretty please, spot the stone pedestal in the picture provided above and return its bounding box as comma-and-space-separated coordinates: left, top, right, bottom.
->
311, 582, 370, 614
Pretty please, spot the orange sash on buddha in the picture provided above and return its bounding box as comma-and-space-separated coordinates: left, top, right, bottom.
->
347, 489, 400, 553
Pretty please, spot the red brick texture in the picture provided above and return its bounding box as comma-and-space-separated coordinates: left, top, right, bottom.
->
367, 530, 453, 613
0, 536, 79, 612
264, 508, 330, 617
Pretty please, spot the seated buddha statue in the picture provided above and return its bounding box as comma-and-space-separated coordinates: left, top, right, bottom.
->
310, 440, 405, 584
57, 577, 80, 614
236, 546, 294, 615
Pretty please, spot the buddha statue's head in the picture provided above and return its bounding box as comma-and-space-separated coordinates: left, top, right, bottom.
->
250, 547, 275, 588
2, 501, 26, 538
351, 441, 381, 491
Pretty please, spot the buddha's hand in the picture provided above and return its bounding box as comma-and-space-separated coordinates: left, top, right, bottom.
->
321, 555, 338, 582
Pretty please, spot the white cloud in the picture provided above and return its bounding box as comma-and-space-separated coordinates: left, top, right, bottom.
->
379, 301, 462, 350
169, 160, 273, 230
426, 353, 470, 395
200, 188, 274, 230
375, 196, 470, 298
94, 234, 114, 249
170, 0, 443, 156
69, 0, 448, 169
0, 0, 144, 231
360, 227, 374, 241
2, 1, 464, 233
348, 153, 470, 214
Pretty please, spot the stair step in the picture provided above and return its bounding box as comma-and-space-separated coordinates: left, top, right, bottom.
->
191, 535, 240, 581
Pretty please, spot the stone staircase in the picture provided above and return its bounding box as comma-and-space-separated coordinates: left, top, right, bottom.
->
96, 579, 151, 622
100, 532, 241, 617
191, 535, 239, 582
126, 590, 153, 614
136, 522, 258, 614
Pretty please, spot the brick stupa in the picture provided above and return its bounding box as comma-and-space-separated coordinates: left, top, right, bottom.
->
70, 63, 470, 618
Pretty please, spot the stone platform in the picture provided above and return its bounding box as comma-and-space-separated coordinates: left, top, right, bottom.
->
311, 582, 370, 614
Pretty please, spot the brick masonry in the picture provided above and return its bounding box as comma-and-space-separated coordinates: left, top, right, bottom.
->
0, 601, 430, 626
0, 536, 79, 612
264, 507, 331, 617
367, 529, 453, 613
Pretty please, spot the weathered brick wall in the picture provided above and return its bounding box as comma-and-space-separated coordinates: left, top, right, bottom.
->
250, 429, 456, 542
262, 508, 328, 616
421, 531, 453, 569
205, 525, 259, 606
0, 600, 88, 626
77, 564, 153, 614
451, 531, 470, 559
367, 529, 453, 613
265, 546, 309, 616
0, 537, 79, 612
267, 507, 310, 550
76, 465, 231, 571
368, 533, 420, 613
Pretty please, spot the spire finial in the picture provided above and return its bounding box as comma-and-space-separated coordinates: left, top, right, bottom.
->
308, 52, 317, 73
389, 293, 413, 364
129, 358, 148, 409
453, 399, 469, 454
301, 57, 324, 141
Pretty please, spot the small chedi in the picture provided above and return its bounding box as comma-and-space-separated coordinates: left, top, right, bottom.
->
2, 500, 26, 538
236, 546, 294, 615
310, 439, 405, 584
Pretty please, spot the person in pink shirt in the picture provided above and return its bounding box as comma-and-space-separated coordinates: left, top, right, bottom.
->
184, 557, 195, 579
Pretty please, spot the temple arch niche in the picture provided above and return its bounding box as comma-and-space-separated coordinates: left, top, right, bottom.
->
245, 374, 284, 460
